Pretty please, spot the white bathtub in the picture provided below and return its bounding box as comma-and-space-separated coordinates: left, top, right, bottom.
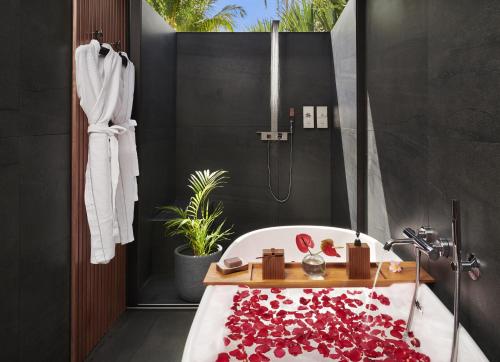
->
182, 226, 488, 362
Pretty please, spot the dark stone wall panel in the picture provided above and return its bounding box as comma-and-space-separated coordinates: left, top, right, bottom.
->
156, 32, 347, 273
0, 0, 72, 359
366, 0, 500, 359
129, 1, 177, 299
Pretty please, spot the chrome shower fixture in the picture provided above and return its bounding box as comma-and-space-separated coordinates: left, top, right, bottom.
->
384, 199, 481, 362
450, 200, 480, 362
258, 20, 294, 203
257, 20, 290, 142
384, 226, 451, 333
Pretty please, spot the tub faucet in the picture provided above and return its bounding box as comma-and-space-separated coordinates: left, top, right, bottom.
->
384, 226, 451, 336
384, 201, 481, 362
384, 226, 451, 261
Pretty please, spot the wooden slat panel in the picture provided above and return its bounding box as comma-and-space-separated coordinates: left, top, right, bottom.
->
71, 1, 128, 361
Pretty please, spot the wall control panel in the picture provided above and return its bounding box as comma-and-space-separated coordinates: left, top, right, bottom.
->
303, 106, 315, 128
302, 106, 328, 129
316, 106, 328, 128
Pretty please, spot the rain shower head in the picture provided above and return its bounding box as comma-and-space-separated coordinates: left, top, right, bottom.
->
257, 20, 289, 141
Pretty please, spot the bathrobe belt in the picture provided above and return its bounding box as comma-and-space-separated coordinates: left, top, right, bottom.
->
88, 123, 127, 214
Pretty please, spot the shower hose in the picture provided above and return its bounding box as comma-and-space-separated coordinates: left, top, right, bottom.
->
267, 132, 293, 203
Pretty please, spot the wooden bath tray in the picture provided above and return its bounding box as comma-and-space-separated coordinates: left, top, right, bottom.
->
204, 262, 434, 288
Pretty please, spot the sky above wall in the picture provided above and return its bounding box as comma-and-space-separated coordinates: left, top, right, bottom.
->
214, 0, 279, 31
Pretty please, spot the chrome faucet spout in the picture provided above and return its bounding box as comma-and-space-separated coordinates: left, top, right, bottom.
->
383, 238, 413, 251
385, 227, 444, 260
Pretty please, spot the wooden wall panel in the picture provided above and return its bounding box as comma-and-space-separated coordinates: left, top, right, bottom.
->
71, 1, 128, 361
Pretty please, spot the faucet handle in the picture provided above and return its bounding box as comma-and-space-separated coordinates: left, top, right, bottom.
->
403, 227, 441, 260
452, 253, 481, 280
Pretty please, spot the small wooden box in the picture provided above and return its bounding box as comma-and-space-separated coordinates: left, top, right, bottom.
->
262, 248, 285, 279
347, 243, 371, 279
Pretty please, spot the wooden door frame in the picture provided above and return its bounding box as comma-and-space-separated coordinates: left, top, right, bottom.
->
71, 1, 129, 360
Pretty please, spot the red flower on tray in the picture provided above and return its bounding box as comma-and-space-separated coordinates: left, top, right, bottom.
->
219, 287, 430, 361
295, 233, 314, 253
295, 233, 342, 257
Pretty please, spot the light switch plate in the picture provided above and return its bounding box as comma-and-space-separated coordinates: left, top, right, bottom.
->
316, 106, 328, 128
303, 106, 314, 128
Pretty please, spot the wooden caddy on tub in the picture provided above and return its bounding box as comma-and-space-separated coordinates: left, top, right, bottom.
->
262, 248, 285, 279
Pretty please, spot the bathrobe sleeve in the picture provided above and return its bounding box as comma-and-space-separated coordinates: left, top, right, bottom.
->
112, 53, 138, 245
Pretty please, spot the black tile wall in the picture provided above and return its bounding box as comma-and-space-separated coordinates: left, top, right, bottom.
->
331, 0, 358, 229
365, 0, 500, 359
0, 0, 72, 360
128, 0, 177, 302
147, 32, 350, 273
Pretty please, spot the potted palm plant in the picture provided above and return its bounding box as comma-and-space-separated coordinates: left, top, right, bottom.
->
162, 169, 233, 302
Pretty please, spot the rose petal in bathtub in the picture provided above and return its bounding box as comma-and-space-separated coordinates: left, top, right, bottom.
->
215, 352, 230, 362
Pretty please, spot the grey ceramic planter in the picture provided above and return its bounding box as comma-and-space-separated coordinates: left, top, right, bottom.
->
174, 244, 223, 303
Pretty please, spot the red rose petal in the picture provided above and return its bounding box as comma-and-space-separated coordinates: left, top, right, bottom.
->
288, 343, 303, 356
366, 303, 379, 311
256, 344, 271, 353
390, 329, 403, 339
394, 347, 409, 360
339, 339, 353, 348
229, 348, 247, 360
299, 297, 310, 305
216, 352, 230, 362
274, 347, 286, 358
242, 335, 255, 346
317, 342, 330, 357
248, 353, 261, 362
259, 353, 270, 362
222, 287, 430, 362
411, 337, 421, 347
344, 348, 362, 361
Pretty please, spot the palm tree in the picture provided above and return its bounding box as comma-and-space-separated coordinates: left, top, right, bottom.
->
247, 19, 275, 32
146, 0, 246, 32
249, 0, 346, 32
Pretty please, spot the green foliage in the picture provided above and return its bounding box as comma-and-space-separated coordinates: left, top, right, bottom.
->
249, 0, 346, 32
146, 0, 246, 32
161, 170, 233, 256
247, 19, 274, 32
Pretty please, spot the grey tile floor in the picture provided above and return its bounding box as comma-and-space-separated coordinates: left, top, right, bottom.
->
138, 274, 187, 305
86, 310, 196, 362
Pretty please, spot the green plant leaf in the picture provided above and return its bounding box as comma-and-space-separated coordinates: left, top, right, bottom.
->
161, 169, 233, 256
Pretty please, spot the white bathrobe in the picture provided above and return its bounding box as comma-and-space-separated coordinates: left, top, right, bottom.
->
75, 40, 126, 264
112, 52, 138, 245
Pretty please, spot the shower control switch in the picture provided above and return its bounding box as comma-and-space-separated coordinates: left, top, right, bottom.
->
316, 106, 328, 128
257, 131, 289, 141
303, 106, 315, 128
